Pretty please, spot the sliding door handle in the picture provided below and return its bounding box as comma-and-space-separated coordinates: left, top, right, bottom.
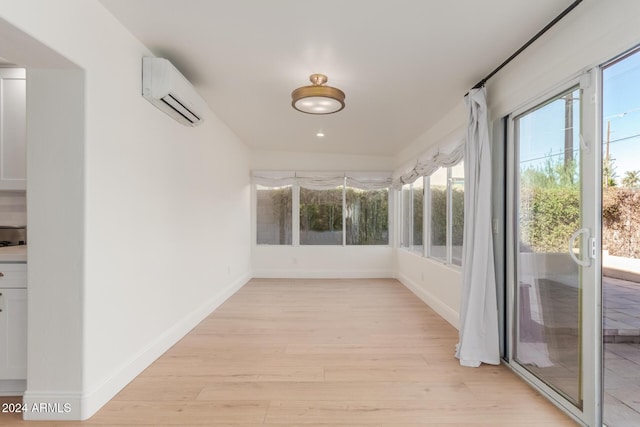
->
568, 227, 591, 267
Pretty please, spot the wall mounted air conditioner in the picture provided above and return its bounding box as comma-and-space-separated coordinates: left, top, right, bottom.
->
142, 57, 206, 127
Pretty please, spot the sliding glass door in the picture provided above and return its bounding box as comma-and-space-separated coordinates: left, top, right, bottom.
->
601, 47, 640, 427
507, 75, 601, 426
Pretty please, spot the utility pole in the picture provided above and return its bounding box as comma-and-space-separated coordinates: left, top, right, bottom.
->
564, 94, 574, 168
605, 120, 611, 188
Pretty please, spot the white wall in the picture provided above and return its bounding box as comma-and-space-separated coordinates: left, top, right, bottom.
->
27, 68, 86, 414
392, 0, 640, 332
252, 149, 393, 171
486, 0, 640, 117
0, 191, 26, 225
253, 245, 394, 278
251, 150, 395, 278
396, 250, 461, 328
391, 108, 466, 329
0, 0, 251, 420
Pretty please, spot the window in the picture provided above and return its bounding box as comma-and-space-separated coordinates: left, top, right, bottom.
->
399, 163, 465, 266
299, 186, 343, 245
401, 183, 411, 249
412, 177, 424, 254
451, 162, 465, 266
256, 184, 292, 245
399, 178, 424, 252
345, 187, 389, 245
429, 168, 447, 262
254, 171, 391, 246
428, 162, 465, 265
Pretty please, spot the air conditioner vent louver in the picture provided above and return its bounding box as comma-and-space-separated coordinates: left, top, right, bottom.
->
142, 57, 206, 127
161, 94, 201, 124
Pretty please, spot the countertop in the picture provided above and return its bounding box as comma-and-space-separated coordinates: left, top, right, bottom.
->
0, 245, 27, 262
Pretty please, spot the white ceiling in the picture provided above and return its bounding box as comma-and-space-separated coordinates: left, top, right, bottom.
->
100, 0, 575, 156
0, 56, 15, 66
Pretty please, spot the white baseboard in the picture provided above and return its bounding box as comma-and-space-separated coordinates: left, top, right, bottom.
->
23, 272, 251, 421
397, 272, 460, 330
252, 269, 394, 279
0, 379, 26, 396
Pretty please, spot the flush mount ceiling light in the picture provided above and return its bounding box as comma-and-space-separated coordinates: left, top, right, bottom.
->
291, 74, 345, 114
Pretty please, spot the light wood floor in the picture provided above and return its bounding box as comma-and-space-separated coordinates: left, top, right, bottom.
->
1, 278, 576, 426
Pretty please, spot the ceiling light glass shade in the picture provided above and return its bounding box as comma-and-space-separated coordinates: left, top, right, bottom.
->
291, 74, 345, 114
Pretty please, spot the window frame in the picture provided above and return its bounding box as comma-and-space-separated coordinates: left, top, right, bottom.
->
399, 163, 464, 269
399, 177, 426, 256
299, 184, 345, 246
426, 163, 464, 267
344, 185, 391, 246
426, 168, 448, 263
254, 178, 392, 247
255, 183, 294, 246
400, 183, 412, 250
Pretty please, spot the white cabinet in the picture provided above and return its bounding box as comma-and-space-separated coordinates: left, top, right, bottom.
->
0, 68, 26, 190
0, 288, 27, 379
0, 263, 27, 380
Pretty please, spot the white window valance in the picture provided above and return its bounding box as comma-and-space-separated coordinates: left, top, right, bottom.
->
252, 170, 296, 187
252, 170, 393, 190
392, 138, 465, 189
345, 171, 393, 190
296, 171, 345, 190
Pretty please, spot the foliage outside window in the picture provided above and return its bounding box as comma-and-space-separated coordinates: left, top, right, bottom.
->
345, 187, 389, 245
429, 168, 448, 262
519, 155, 579, 253
517, 88, 581, 255
450, 162, 465, 266
400, 180, 424, 252
300, 187, 343, 245
401, 184, 412, 249
255, 174, 391, 246
428, 163, 464, 265
412, 178, 424, 254
256, 184, 292, 245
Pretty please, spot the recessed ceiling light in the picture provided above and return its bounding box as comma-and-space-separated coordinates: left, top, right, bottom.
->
316, 131, 325, 137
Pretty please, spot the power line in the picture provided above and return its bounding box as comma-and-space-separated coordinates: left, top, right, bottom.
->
607, 132, 640, 145
520, 132, 640, 165
604, 107, 640, 120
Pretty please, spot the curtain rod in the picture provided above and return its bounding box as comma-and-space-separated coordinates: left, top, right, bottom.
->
467, 0, 583, 93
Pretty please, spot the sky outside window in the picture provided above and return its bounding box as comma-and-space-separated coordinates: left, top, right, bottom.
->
603, 51, 640, 183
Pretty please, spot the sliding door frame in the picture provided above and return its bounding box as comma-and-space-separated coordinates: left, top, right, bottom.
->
505, 71, 602, 426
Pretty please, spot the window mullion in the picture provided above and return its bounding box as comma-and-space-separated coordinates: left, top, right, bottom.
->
252, 183, 257, 245
342, 179, 346, 246
425, 175, 430, 258
409, 183, 414, 248
421, 176, 427, 257
446, 167, 453, 264
292, 183, 300, 246
389, 188, 395, 248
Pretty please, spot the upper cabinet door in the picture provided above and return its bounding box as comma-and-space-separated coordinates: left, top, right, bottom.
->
0, 68, 26, 191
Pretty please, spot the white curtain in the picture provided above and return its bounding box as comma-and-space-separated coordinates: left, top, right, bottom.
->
296, 171, 345, 190
392, 137, 465, 188
252, 170, 296, 187
346, 171, 392, 190
252, 170, 392, 190
455, 87, 500, 367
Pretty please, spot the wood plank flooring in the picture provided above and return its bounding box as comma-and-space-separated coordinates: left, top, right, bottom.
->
0, 278, 576, 425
